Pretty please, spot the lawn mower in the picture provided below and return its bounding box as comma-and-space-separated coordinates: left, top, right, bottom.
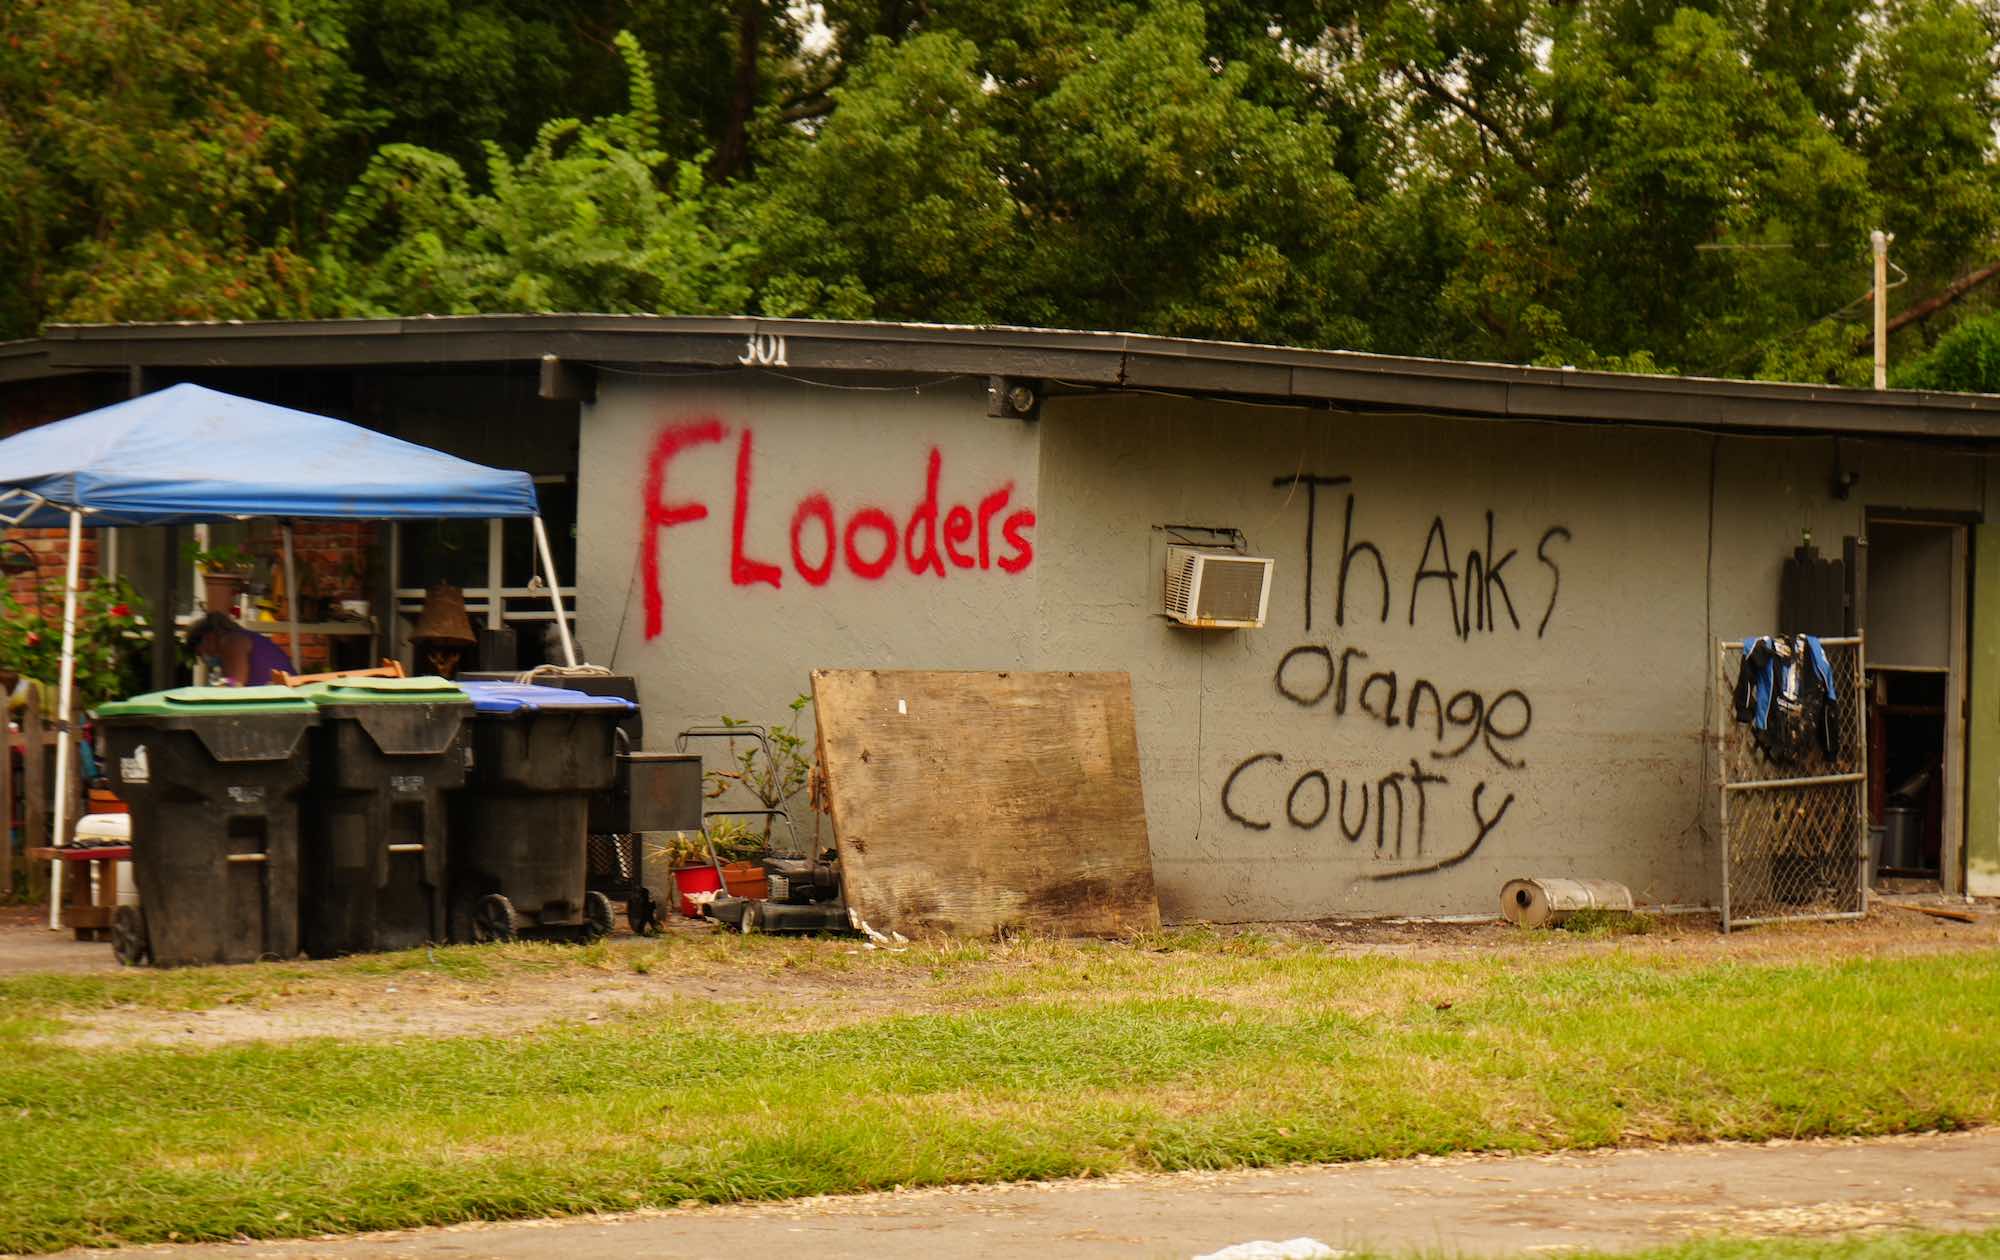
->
701, 845, 851, 934
674, 723, 856, 936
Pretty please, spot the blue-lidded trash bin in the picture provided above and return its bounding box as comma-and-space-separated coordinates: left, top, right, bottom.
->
450, 682, 636, 943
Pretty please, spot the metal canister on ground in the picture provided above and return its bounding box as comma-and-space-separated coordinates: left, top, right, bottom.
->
1500, 877, 1636, 928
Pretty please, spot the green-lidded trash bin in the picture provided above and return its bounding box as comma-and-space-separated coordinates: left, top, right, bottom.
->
451, 682, 636, 944
298, 676, 472, 957
97, 687, 318, 967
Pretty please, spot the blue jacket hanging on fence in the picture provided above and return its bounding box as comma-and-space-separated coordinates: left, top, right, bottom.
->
1732, 634, 1840, 765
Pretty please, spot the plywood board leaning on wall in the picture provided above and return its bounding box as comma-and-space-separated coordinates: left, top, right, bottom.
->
812, 669, 1159, 939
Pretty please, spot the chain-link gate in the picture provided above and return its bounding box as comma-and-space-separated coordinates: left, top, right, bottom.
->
1715, 636, 1869, 931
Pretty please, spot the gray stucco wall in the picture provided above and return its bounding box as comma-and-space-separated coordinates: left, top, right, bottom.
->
577, 374, 1988, 920
577, 372, 1040, 746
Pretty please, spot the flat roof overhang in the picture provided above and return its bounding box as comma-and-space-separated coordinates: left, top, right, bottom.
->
27, 314, 2000, 441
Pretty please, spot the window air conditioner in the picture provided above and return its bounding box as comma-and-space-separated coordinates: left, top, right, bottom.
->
1163, 546, 1274, 629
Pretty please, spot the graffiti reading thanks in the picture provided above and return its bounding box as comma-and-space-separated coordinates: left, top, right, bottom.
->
1221, 471, 1571, 880
640, 417, 1035, 639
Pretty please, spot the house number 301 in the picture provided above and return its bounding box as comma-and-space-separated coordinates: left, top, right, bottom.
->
738, 333, 788, 367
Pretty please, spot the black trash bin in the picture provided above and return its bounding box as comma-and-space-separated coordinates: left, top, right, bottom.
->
299, 676, 472, 957
451, 681, 636, 943
96, 687, 318, 967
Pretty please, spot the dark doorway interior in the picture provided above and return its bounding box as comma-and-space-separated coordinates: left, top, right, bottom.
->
1862, 519, 1966, 888
1869, 669, 1945, 877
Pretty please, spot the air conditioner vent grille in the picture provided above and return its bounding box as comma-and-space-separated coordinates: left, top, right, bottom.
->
1162, 545, 1273, 629
1165, 550, 1199, 615
1196, 557, 1267, 622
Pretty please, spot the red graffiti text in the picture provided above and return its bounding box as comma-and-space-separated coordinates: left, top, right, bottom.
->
642, 419, 1034, 638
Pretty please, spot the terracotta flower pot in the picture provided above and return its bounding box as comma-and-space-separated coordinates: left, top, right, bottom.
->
720, 860, 769, 901
200, 570, 249, 616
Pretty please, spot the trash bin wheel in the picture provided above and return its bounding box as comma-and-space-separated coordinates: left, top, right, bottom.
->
626, 887, 659, 936
738, 899, 762, 936
112, 905, 150, 967
472, 893, 517, 944
582, 891, 615, 943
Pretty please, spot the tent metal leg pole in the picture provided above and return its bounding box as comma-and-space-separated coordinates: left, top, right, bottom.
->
487, 520, 504, 631
386, 522, 401, 666
532, 515, 578, 667
280, 523, 301, 671
47, 510, 82, 931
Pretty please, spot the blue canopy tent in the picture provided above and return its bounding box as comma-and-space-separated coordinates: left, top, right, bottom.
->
0, 383, 578, 928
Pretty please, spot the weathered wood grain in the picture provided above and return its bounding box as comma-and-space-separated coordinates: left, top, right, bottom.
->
812, 669, 1158, 939
23, 703, 45, 897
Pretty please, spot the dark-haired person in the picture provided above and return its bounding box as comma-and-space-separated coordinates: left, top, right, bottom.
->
185, 612, 292, 687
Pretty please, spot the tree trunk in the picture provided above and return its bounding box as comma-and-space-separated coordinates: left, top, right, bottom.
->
712, 0, 763, 182
1855, 259, 2000, 351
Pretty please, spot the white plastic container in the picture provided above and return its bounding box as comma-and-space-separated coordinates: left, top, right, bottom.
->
74, 813, 137, 906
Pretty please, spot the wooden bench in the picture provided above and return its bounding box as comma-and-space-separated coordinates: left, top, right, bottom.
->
26, 846, 132, 941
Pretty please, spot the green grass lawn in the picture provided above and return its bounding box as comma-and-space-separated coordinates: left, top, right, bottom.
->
0, 931, 1995, 1253
1597, 1230, 2000, 1259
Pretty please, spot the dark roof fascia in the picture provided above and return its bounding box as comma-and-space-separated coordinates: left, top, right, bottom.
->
0, 338, 103, 385
38, 315, 2000, 441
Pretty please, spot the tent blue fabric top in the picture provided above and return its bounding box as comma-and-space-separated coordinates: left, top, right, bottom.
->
0, 383, 539, 525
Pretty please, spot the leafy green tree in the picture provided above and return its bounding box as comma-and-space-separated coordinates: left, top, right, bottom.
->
7, 0, 2000, 391
746, 2, 1366, 345
1018, 2, 1365, 344
318, 0, 780, 181
321, 32, 751, 316
742, 32, 1015, 322
1894, 312, 2000, 393
0, 0, 338, 336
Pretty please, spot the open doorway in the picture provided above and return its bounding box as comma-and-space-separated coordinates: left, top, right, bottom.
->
1862, 517, 1968, 892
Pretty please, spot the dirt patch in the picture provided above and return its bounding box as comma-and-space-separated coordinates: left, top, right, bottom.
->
45, 939, 952, 1049
0, 902, 122, 975
5, 897, 1995, 1052
1278, 900, 2000, 963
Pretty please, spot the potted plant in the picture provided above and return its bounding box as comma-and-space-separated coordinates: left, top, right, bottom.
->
184, 542, 254, 616
652, 820, 768, 917
705, 695, 816, 847
651, 831, 718, 917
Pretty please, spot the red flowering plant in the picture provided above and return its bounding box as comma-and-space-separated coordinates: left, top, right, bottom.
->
0, 577, 150, 710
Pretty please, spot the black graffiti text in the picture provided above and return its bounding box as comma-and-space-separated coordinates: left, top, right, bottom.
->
1275, 472, 1568, 640
1273, 641, 1532, 769
1220, 751, 1513, 876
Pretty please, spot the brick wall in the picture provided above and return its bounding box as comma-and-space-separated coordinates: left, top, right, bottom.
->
3, 529, 99, 611
244, 521, 379, 671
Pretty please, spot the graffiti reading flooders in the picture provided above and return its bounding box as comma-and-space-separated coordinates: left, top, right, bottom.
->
640, 417, 1036, 638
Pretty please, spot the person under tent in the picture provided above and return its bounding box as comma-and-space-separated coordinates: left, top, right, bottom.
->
185, 612, 293, 687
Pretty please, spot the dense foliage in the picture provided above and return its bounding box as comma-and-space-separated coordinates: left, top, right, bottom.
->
0, 577, 150, 709
5, 0, 2000, 384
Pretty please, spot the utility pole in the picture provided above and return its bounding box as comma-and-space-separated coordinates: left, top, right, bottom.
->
1872, 229, 1893, 390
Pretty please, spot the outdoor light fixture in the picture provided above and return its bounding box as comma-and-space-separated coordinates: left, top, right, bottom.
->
1831, 441, 1861, 500
987, 375, 1042, 421
0, 538, 38, 575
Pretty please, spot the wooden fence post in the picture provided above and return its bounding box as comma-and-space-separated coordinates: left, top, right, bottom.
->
22, 702, 44, 899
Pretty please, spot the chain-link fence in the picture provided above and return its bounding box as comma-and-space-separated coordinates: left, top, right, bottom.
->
1715, 637, 1868, 931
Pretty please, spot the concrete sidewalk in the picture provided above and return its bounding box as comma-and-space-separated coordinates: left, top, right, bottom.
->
80, 1129, 2000, 1260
